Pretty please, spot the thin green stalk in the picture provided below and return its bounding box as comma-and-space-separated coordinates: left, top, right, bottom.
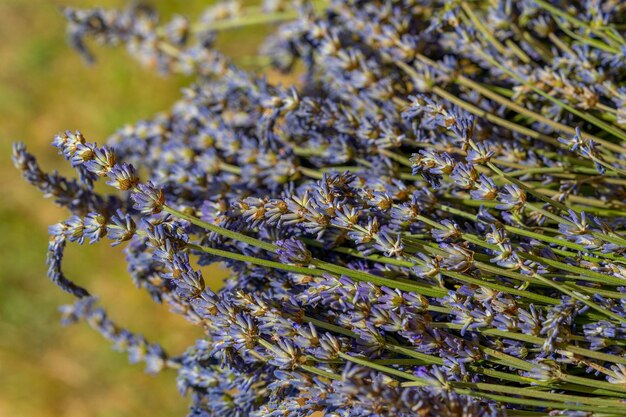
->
220, 162, 243, 175
523, 252, 625, 286
552, 15, 621, 54
474, 258, 626, 324
304, 239, 626, 364
439, 203, 626, 266
292, 146, 327, 157
452, 389, 626, 414
442, 267, 559, 304
459, 5, 533, 64
531, 272, 626, 324
407, 242, 561, 305
506, 167, 568, 177
306, 313, 626, 395
412, 233, 624, 295
316, 343, 624, 399
533, 0, 622, 49
503, 201, 626, 253
339, 354, 626, 411
187, 243, 324, 276
430, 84, 563, 147
402, 381, 626, 413
455, 191, 626, 223
397, 61, 564, 148
410, 53, 626, 155
460, 77, 623, 155
504, 38, 533, 64
308, 232, 598, 306
407, 139, 596, 171
258, 338, 342, 381
484, 159, 569, 213
506, 411, 548, 417
169, 203, 470, 297
181, 228, 448, 299
562, 374, 626, 395
383, 344, 445, 365
430, 322, 626, 367
337, 351, 428, 384
459, 2, 513, 58
511, 24, 554, 62
454, 381, 625, 408
533, 188, 626, 211
474, 48, 626, 142
408, 236, 623, 322
548, 32, 576, 56
378, 148, 412, 167
162, 1, 329, 35
299, 166, 324, 179
164, 205, 278, 252
299, 364, 342, 381
309, 259, 447, 298
408, 217, 626, 292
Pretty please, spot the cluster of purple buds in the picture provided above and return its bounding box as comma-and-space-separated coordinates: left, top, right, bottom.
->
13, 0, 626, 415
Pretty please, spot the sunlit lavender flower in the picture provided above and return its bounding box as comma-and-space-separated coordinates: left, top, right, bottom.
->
106, 163, 139, 190
559, 127, 606, 174
470, 174, 499, 201
496, 184, 526, 211
439, 243, 474, 272
132, 182, 165, 214
106, 209, 136, 246
276, 237, 312, 266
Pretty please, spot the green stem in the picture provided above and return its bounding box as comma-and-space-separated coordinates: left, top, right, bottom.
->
337, 351, 428, 384
484, 159, 569, 213
399, 61, 564, 148
429, 84, 563, 147
410, 53, 626, 155
257, 338, 342, 381
172, 205, 445, 298
303, 237, 626, 363
456, 381, 625, 408
309, 259, 447, 298
305, 314, 626, 397
474, 254, 625, 323
408, 235, 623, 322
168, 1, 329, 35
337, 354, 626, 411
454, 389, 626, 414
473, 48, 626, 142
430, 322, 626, 367
533, 0, 622, 49
459, 2, 510, 58
411, 220, 625, 291
298, 364, 342, 381
531, 272, 626, 324
378, 148, 413, 167
438, 203, 625, 266
164, 205, 278, 252
187, 243, 323, 276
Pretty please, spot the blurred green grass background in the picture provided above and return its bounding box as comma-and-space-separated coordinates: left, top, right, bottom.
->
0, 0, 277, 415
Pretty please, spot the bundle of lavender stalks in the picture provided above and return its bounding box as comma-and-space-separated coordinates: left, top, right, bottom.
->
12, 0, 626, 415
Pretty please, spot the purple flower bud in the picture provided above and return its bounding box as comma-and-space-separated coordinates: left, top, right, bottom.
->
276, 237, 312, 266
106, 163, 139, 190
131, 182, 165, 214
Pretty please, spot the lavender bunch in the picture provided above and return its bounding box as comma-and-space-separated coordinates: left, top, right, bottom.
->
13, 0, 626, 415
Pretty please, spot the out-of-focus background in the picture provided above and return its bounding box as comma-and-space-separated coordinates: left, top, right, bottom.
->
0, 1, 278, 415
